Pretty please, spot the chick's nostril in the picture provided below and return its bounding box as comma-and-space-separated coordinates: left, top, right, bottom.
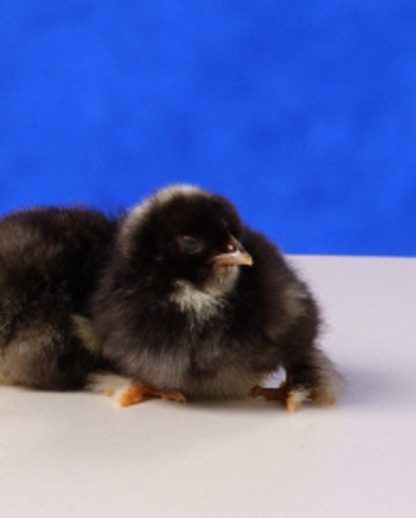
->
227, 234, 243, 253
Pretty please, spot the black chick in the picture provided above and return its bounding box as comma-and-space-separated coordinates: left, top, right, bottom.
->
0, 207, 116, 390
88, 185, 340, 410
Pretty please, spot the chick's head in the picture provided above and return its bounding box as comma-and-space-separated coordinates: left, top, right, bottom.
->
121, 185, 253, 290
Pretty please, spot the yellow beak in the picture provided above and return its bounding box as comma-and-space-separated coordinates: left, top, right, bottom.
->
212, 236, 253, 267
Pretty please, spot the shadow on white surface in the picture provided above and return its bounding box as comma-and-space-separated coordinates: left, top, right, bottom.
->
339, 365, 413, 410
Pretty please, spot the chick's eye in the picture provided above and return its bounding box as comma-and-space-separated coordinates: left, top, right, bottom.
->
178, 236, 203, 254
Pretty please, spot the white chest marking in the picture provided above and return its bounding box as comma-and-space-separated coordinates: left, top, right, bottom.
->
170, 281, 225, 320
169, 267, 239, 322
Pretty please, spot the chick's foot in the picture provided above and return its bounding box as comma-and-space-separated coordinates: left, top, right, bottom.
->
250, 383, 310, 411
250, 384, 288, 402
118, 382, 186, 407
251, 382, 337, 411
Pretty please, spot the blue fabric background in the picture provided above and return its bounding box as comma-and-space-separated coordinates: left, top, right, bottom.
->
1, 1, 415, 256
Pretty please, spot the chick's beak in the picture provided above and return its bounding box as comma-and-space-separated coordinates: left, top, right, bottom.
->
212, 235, 253, 267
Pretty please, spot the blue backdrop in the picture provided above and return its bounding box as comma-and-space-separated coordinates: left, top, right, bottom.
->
1, 1, 415, 256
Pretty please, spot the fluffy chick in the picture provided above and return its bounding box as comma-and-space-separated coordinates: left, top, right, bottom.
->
0, 208, 115, 389
88, 185, 340, 409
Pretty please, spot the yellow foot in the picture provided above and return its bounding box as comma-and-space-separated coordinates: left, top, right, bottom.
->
118, 382, 186, 407
251, 382, 309, 411
285, 387, 311, 412
251, 382, 337, 412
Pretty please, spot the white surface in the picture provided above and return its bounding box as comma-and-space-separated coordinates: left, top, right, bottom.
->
1, 255, 416, 518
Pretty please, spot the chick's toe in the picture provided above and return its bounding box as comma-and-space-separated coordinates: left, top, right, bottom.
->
250, 384, 287, 402
118, 382, 186, 407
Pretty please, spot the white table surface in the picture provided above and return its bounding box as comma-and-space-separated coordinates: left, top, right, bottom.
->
1, 255, 415, 518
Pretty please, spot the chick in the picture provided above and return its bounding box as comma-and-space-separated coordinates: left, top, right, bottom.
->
88, 185, 340, 410
0, 208, 115, 390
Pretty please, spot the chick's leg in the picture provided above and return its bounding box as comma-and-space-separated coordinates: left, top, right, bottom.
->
250, 382, 307, 412
250, 380, 322, 412
250, 383, 288, 402
251, 349, 341, 412
283, 348, 341, 411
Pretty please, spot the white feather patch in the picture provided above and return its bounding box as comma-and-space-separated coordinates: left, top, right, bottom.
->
170, 266, 239, 322
86, 372, 135, 405
170, 281, 225, 319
